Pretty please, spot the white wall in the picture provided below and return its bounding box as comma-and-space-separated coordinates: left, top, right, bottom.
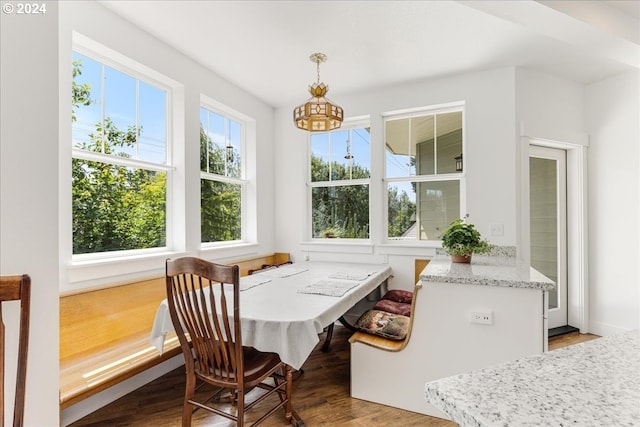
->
0, 4, 60, 426
515, 69, 586, 145
274, 68, 518, 289
586, 70, 640, 335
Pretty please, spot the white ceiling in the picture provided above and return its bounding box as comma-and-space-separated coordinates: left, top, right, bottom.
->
100, 0, 639, 109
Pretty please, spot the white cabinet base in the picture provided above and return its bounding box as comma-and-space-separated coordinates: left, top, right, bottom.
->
350, 281, 544, 417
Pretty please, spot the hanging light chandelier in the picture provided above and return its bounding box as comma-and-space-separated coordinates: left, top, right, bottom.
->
293, 52, 344, 132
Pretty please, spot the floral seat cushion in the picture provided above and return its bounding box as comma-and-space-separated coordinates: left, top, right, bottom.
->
374, 299, 412, 317
354, 309, 410, 340
381, 289, 413, 304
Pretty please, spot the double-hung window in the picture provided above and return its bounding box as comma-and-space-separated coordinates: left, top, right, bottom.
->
309, 121, 371, 239
71, 51, 170, 257
385, 106, 464, 241
200, 105, 247, 244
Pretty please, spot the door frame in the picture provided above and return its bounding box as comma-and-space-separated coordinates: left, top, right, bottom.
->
519, 136, 589, 333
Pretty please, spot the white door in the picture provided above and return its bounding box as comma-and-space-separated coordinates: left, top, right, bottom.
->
529, 146, 567, 328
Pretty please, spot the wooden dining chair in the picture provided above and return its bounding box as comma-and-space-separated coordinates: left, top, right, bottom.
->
165, 257, 299, 427
0, 275, 31, 427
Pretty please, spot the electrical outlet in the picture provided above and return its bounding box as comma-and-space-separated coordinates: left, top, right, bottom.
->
382, 254, 389, 264
469, 310, 493, 325
490, 223, 504, 236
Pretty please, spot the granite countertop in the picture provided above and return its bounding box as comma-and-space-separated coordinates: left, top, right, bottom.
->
420, 253, 555, 292
424, 329, 640, 427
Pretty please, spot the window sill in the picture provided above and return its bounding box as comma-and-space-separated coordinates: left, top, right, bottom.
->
300, 241, 374, 254
66, 250, 186, 290
378, 242, 440, 257
64, 243, 261, 291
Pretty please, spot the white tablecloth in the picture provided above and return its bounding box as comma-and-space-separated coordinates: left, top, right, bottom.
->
150, 261, 393, 369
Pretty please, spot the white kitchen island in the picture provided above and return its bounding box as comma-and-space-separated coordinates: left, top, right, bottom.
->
350, 251, 555, 418
425, 329, 640, 426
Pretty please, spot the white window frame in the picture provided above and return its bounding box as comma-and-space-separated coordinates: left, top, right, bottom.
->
382, 102, 466, 247
306, 117, 372, 243
199, 97, 252, 249
64, 33, 184, 286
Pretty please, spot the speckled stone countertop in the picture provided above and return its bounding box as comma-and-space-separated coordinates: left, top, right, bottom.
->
425, 329, 640, 427
420, 251, 555, 292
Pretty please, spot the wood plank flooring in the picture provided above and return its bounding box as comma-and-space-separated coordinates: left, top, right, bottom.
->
70, 328, 599, 427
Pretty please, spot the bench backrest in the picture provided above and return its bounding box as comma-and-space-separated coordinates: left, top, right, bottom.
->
60, 253, 291, 361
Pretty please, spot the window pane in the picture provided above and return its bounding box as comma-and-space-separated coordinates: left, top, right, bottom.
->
201, 180, 242, 242
412, 115, 434, 175
385, 117, 419, 177
72, 53, 168, 166
350, 127, 371, 174
311, 127, 370, 183
436, 112, 463, 174
200, 108, 242, 178
226, 119, 242, 178
138, 81, 167, 163
310, 133, 331, 182
387, 182, 417, 239
530, 157, 558, 308
199, 108, 208, 171
388, 180, 460, 240
72, 159, 166, 254
72, 53, 102, 150
331, 129, 350, 180
416, 180, 460, 240
206, 110, 226, 174
104, 66, 137, 159
312, 185, 369, 238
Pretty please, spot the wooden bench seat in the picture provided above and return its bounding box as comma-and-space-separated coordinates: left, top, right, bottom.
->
348, 259, 427, 352
59, 252, 290, 409
348, 281, 422, 352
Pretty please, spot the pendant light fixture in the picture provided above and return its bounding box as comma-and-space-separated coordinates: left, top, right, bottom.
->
293, 52, 344, 132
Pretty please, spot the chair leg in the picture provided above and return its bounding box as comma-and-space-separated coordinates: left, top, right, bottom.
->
237, 389, 245, 427
182, 374, 195, 427
322, 322, 335, 352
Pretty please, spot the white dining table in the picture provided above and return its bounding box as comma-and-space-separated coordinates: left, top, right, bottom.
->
150, 260, 393, 369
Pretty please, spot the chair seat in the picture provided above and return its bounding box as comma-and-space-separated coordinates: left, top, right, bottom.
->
242, 347, 282, 385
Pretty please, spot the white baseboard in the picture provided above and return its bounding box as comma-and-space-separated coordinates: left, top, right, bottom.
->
589, 320, 633, 337
60, 355, 184, 426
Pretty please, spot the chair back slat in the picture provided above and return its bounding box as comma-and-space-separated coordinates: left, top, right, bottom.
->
0, 274, 30, 427
166, 258, 242, 387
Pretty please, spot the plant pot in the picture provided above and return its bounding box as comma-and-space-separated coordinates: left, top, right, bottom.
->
451, 254, 472, 263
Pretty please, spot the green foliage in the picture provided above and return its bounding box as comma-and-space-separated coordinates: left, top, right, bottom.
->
71, 59, 92, 123
72, 119, 166, 254
440, 217, 491, 256
199, 124, 242, 242
72, 60, 166, 254
311, 154, 417, 239
387, 186, 416, 238
311, 155, 370, 238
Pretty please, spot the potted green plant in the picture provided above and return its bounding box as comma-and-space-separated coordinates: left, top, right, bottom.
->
440, 217, 491, 263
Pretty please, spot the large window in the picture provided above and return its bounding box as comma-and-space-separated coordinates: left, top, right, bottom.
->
385, 107, 464, 241
200, 106, 246, 244
71, 51, 170, 256
309, 123, 371, 239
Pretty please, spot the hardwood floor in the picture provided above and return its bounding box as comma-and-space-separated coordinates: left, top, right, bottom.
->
70, 328, 599, 427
